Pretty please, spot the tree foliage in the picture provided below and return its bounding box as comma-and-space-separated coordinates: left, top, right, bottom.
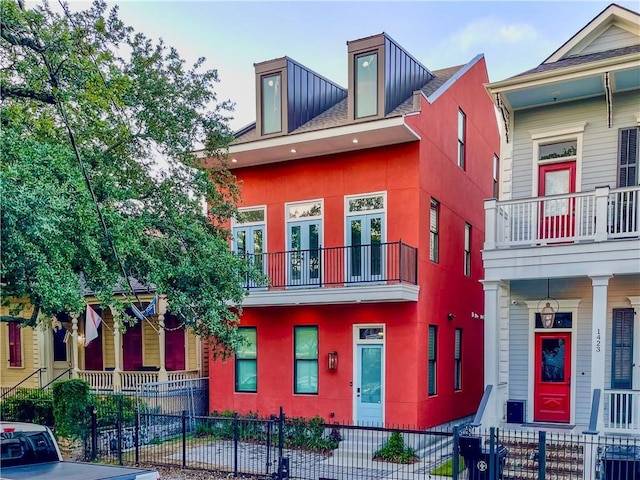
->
0, 0, 258, 354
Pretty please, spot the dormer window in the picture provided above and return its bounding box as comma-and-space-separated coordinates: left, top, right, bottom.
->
355, 52, 378, 118
261, 73, 282, 135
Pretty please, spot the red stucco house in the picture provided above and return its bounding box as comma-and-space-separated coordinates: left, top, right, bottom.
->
206, 33, 499, 428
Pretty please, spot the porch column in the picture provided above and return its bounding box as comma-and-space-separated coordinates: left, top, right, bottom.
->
157, 296, 168, 382
590, 275, 611, 430
71, 313, 80, 378
111, 309, 122, 392
482, 280, 503, 426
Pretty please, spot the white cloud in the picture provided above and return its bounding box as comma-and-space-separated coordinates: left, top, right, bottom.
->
451, 17, 539, 52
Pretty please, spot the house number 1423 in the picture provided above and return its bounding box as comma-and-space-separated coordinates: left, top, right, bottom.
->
595, 329, 601, 353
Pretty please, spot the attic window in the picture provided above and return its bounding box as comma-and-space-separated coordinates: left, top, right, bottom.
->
261, 73, 282, 135
355, 52, 377, 118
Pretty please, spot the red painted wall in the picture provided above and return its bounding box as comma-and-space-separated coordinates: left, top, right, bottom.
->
210, 57, 499, 428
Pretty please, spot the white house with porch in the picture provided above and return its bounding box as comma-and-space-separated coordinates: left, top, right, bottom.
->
482, 3, 640, 436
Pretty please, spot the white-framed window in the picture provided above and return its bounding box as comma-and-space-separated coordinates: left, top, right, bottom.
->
464, 222, 471, 277
294, 326, 318, 394
232, 206, 266, 288
457, 109, 466, 169
235, 327, 257, 393
430, 199, 439, 263
345, 193, 386, 283
454, 328, 462, 391
428, 325, 438, 396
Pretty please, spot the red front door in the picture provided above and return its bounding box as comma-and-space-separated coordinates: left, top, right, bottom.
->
534, 332, 571, 423
538, 162, 576, 241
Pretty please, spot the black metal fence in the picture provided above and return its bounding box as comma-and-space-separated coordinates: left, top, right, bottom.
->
241, 241, 418, 290
3, 393, 640, 480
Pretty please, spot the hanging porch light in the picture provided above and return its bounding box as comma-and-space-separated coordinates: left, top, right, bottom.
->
537, 279, 559, 329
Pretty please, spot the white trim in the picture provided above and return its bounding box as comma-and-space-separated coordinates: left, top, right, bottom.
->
344, 191, 387, 217
232, 205, 267, 227
634, 113, 640, 125
285, 199, 324, 287
240, 283, 420, 307
531, 129, 584, 197
529, 122, 587, 140
524, 299, 580, 425
228, 117, 416, 154
544, 6, 640, 63
627, 296, 640, 395
352, 323, 385, 426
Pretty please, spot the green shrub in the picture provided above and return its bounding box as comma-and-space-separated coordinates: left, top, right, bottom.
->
52, 379, 91, 440
91, 394, 136, 427
374, 431, 419, 464
0, 389, 54, 426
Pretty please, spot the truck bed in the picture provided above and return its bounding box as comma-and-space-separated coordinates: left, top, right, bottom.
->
0, 460, 159, 480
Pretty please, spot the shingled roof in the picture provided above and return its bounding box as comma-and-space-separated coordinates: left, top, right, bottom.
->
232, 64, 464, 145
512, 44, 640, 79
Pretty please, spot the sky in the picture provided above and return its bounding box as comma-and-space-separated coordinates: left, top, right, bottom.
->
58, 0, 639, 131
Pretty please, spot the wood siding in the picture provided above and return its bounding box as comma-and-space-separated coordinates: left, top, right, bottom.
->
508, 275, 639, 425
511, 90, 639, 199
579, 25, 639, 56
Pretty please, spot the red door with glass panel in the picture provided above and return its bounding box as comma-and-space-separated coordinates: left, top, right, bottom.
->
534, 332, 571, 423
538, 162, 576, 241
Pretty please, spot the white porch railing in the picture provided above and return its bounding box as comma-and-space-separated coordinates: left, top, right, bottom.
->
78, 369, 200, 392
78, 370, 113, 391
602, 389, 640, 434
485, 185, 640, 249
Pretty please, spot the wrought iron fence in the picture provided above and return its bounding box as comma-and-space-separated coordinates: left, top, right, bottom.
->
3, 394, 640, 480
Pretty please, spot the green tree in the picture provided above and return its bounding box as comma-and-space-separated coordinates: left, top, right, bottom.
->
0, 0, 260, 355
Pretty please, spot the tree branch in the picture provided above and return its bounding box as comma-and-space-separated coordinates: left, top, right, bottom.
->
0, 22, 45, 53
1, 84, 56, 104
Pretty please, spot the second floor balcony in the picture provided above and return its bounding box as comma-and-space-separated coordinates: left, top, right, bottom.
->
483, 185, 640, 280
238, 240, 419, 307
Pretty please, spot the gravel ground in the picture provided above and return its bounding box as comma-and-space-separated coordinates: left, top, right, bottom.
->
149, 464, 263, 479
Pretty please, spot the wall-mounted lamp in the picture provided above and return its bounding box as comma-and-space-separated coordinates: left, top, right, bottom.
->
447, 313, 456, 321
328, 351, 338, 371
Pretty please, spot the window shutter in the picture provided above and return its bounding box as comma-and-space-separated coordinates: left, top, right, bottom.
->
612, 308, 634, 389
8, 323, 22, 367
619, 128, 638, 187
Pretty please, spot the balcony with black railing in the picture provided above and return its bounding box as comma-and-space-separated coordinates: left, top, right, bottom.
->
238, 241, 419, 307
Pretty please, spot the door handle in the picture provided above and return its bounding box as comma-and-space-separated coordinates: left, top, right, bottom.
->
357, 387, 360, 397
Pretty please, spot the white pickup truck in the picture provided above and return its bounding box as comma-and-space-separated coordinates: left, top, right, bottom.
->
0, 422, 160, 480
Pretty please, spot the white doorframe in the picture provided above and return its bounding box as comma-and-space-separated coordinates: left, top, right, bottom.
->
525, 299, 580, 424
352, 324, 385, 425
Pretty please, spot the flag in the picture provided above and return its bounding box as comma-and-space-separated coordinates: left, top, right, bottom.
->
85, 305, 102, 347
131, 295, 157, 321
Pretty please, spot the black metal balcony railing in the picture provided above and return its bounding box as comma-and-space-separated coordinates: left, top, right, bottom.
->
240, 241, 417, 290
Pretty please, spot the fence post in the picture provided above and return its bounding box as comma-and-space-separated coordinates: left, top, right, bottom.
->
233, 413, 239, 477
117, 395, 123, 466
134, 406, 140, 466
266, 417, 272, 476
538, 430, 546, 480
181, 410, 187, 468
489, 427, 496, 480
90, 405, 97, 461
452, 425, 459, 480
278, 406, 287, 480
